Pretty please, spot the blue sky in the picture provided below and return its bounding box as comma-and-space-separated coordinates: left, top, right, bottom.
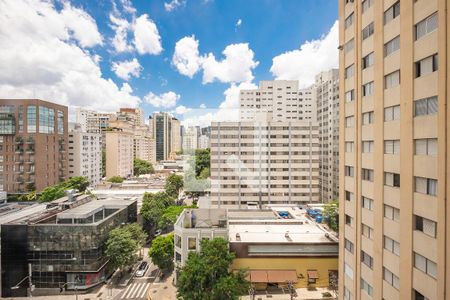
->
0, 0, 338, 121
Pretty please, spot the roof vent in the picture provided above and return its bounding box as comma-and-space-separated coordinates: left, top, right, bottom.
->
285, 232, 292, 241
236, 233, 241, 241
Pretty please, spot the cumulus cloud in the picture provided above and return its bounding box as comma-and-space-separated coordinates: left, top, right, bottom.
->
133, 14, 163, 55
172, 35, 202, 78
173, 105, 191, 115
164, 0, 186, 12
144, 91, 180, 108
109, 14, 133, 53
199, 103, 206, 109
172, 36, 259, 84
270, 21, 338, 87
111, 58, 142, 81
0, 0, 140, 113
219, 81, 258, 109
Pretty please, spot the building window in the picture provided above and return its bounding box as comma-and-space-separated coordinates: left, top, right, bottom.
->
362, 141, 374, 153
362, 111, 374, 125
383, 267, 400, 289
344, 263, 353, 279
188, 237, 197, 250
362, 22, 374, 40
345, 239, 354, 253
174, 235, 181, 248
344, 287, 352, 300
415, 54, 438, 77
414, 290, 429, 300
384, 105, 400, 121
414, 253, 437, 279
344, 38, 354, 54
361, 278, 373, 296
414, 138, 437, 155
415, 177, 437, 196
58, 110, 64, 134
345, 141, 354, 152
415, 12, 438, 40
362, 196, 373, 211
362, 81, 374, 96
362, 52, 374, 69
384, 1, 400, 24
344, 64, 355, 79
384, 35, 400, 57
175, 251, 182, 263
384, 204, 400, 222
27, 105, 37, 133
414, 96, 438, 116
362, 168, 374, 182
415, 215, 437, 238
362, 224, 374, 239
345, 90, 355, 102
384, 140, 400, 154
384, 236, 400, 256
345, 166, 354, 177
345, 191, 354, 201
362, 0, 373, 12
345, 116, 354, 128
385, 70, 400, 89
385, 172, 400, 187
345, 13, 354, 29
39, 106, 55, 134
345, 214, 353, 227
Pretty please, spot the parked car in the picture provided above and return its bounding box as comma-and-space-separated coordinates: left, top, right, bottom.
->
154, 229, 162, 237
135, 261, 148, 277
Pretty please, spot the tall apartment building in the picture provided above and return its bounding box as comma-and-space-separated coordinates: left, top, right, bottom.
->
315, 69, 340, 202
338, 1, 448, 300
239, 80, 316, 122
182, 126, 200, 151
151, 112, 181, 161
68, 128, 102, 186
76, 108, 112, 148
198, 134, 210, 149
105, 127, 133, 178
0, 99, 68, 193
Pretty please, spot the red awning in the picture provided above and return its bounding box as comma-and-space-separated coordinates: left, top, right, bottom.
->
267, 270, 298, 283
307, 270, 319, 279
250, 270, 268, 283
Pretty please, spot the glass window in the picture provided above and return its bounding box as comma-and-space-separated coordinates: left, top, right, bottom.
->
344, 38, 354, 54
414, 290, 430, 300
345, 90, 355, 102
384, 35, 400, 57
58, 110, 64, 134
344, 287, 352, 300
362, 111, 374, 125
384, 105, 400, 121
188, 237, 196, 250
344, 263, 353, 279
362, 141, 374, 153
414, 138, 437, 155
384, 140, 400, 154
362, 168, 374, 181
362, 52, 374, 69
383, 267, 399, 289
362, 224, 373, 239
415, 215, 437, 238
384, 1, 400, 24
415, 177, 437, 196
361, 251, 373, 269
345, 116, 354, 128
414, 253, 437, 279
415, 12, 438, 40
414, 96, 438, 116
345, 13, 354, 29
39, 106, 55, 134
362, 197, 373, 211
385, 70, 400, 88
384, 236, 400, 256
345, 141, 354, 152
27, 105, 37, 133
362, 0, 373, 13
416, 54, 438, 77
362, 81, 374, 96
345, 166, 354, 177
345, 64, 355, 79
345, 239, 354, 253
345, 191, 354, 201
385, 172, 400, 187
362, 22, 374, 40
361, 278, 373, 296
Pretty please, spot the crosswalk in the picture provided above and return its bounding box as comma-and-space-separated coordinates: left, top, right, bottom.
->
121, 281, 151, 299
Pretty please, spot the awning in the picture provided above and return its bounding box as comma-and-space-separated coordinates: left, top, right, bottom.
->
307, 270, 319, 279
248, 270, 298, 283
267, 270, 298, 283
250, 270, 268, 283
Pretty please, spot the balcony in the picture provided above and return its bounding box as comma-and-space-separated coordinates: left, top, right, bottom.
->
15, 136, 24, 144
15, 176, 25, 184
26, 137, 35, 144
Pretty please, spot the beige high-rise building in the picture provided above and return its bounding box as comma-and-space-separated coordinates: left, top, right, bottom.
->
105, 128, 133, 178
75, 108, 113, 148
338, 1, 448, 300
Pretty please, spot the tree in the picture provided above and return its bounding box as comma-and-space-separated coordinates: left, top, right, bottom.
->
64, 176, 89, 192
133, 159, 154, 175
102, 150, 106, 177
195, 148, 210, 178
323, 200, 339, 232
158, 205, 196, 230
198, 167, 210, 179
165, 174, 183, 198
124, 223, 148, 247
38, 185, 66, 203
148, 233, 174, 271
177, 238, 250, 300
107, 176, 124, 183
105, 227, 139, 272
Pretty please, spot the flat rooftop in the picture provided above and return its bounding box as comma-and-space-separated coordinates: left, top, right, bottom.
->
56, 198, 132, 220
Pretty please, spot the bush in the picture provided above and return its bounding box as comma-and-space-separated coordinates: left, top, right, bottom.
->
107, 176, 124, 183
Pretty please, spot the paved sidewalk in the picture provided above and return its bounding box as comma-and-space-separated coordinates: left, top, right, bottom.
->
146, 271, 176, 300
240, 287, 337, 300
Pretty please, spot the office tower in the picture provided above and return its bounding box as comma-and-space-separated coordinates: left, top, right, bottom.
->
239, 80, 316, 122
68, 127, 102, 186
315, 69, 340, 202
338, 1, 448, 300
182, 126, 200, 151
0, 99, 68, 193
151, 112, 181, 161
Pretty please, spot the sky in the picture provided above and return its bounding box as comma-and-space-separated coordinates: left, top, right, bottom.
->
0, 0, 338, 124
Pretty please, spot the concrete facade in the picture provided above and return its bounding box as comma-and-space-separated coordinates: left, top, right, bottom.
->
338, 1, 449, 300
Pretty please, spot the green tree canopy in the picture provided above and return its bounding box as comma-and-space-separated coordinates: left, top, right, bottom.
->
323, 200, 339, 232
37, 176, 90, 203
64, 176, 89, 192
133, 159, 155, 175
177, 238, 250, 300
107, 176, 124, 183
105, 227, 139, 271
148, 233, 174, 271
140, 192, 175, 230
123, 223, 148, 246
195, 148, 210, 178
158, 205, 196, 230
164, 174, 183, 198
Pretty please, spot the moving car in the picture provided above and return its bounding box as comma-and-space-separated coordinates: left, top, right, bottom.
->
135, 261, 148, 277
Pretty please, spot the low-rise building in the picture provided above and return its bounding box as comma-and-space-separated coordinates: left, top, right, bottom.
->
0, 194, 137, 297
174, 206, 338, 290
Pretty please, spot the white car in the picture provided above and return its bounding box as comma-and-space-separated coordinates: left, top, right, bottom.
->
135, 261, 148, 277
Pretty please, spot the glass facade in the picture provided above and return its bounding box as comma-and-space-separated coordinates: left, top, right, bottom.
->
58, 110, 64, 134
27, 105, 37, 133
39, 106, 55, 134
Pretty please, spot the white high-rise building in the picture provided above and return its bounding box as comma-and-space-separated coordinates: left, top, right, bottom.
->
182, 126, 200, 151
198, 134, 210, 149
68, 129, 102, 186
315, 69, 340, 202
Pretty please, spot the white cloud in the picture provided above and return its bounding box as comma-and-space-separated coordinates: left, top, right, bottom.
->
172, 35, 202, 78
172, 36, 259, 84
164, 0, 186, 12
144, 91, 180, 108
133, 14, 163, 55
235, 19, 242, 27
270, 21, 339, 87
109, 14, 133, 53
173, 105, 191, 115
111, 58, 142, 81
220, 81, 257, 109
0, 0, 140, 114
199, 103, 206, 108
